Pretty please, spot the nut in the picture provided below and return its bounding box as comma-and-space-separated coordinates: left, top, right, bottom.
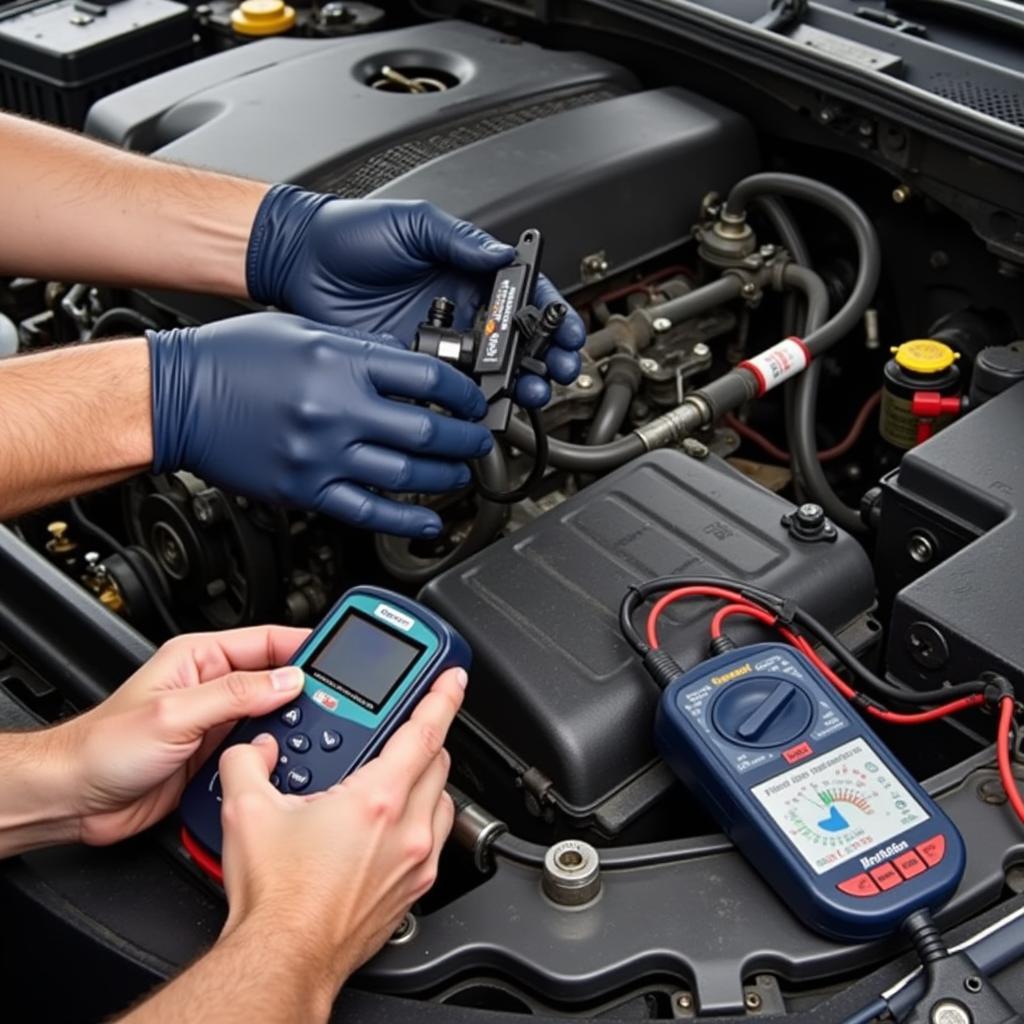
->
542, 840, 601, 906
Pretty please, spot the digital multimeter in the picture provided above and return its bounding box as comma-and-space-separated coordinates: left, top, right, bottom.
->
655, 643, 965, 941
180, 586, 471, 864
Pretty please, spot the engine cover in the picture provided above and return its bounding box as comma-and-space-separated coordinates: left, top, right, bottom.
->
85, 20, 758, 291
422, 451, 876, 843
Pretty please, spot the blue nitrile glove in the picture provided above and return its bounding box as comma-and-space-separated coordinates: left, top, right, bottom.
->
245, 185, 587, 408
147, 312, 493, 538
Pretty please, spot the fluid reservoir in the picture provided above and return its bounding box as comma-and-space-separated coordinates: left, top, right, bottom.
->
880, 339, 960, 449
230, 0, 296, 36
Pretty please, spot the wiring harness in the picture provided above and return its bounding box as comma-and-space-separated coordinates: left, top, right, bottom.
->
619, 575, 1024, 825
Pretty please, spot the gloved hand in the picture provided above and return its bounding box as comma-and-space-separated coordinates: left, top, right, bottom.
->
148, 312, 493, 538
245, 186, 587, 408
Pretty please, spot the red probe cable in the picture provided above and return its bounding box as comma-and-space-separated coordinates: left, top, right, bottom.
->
997, 697, 1024, 825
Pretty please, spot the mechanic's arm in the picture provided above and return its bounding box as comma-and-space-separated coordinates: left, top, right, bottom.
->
0, 112, 264, 297
0, 312, 491, 535
0, 623, 461, 1024
0, 111, 584, 404
116, 670, 464, 1024
0, 337, 151, 517
0, 625, 310, 858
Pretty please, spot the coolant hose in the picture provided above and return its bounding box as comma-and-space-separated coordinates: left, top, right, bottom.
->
506, 415, 644, 472
588, 355, 642, 446
588, 380, 634, 445
727, 174, 881, 534
725, 174, 881, 358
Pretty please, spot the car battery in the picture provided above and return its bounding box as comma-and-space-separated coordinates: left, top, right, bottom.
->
0, 0, 194, 128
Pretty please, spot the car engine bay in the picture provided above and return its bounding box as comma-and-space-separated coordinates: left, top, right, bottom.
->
1, 0, 1023, 1020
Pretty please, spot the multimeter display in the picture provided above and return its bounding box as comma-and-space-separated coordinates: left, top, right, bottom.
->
306, 610, 426, 713
751, 738, 930, 876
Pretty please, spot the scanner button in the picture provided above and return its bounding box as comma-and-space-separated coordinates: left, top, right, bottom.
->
837, 873, 880, 897
287, 733, 311, 753
287, 766, 312, 792
281, 706, 302, 727
869, 863, 902, 890
917, 835, 946, 867
270, 773, 281, 789
895, 851, 926, 879
320, 729, 342, 751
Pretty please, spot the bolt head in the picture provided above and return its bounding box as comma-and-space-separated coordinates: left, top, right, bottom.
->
893, 185, 911, 204
759, 244, 776, 258
676, 993, 693, 1010
639, 358, 660, 375
576, 374, 594, 390
652, 317, 672, 334
693, 342, 711, 358
741, 281, 757, 297
745, 992, 763, 1010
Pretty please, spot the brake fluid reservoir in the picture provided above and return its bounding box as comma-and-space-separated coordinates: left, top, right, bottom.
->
880, 339, 960, 450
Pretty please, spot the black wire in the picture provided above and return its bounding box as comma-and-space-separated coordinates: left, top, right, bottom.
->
903, 909, 949, 965
619, 575, 989, 707
471, 406, 550, 504
88, 306, 159, 340
68, 497, 182, 637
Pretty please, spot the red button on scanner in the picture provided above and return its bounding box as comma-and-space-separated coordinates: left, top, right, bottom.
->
783, 741, 813, 765
895, 851, 926, 879
917, 834, 946, 867
869, 863, 902, 891
837, 872, 880, 898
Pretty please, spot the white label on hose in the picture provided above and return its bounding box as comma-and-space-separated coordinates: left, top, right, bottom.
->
740, 337, 811, 395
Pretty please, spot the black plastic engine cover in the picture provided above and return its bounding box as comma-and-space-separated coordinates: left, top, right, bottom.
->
84, 20, 758, 291
880, 380, 1024, 694
422, 451, 875, 840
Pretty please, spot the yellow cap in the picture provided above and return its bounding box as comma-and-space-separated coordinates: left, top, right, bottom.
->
891, 339, 960, 375
230, 0, 295, 36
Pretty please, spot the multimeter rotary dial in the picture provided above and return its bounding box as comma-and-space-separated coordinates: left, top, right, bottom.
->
711, 676, 814, 748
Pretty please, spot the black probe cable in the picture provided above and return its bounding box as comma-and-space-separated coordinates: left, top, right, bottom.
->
471, 406, 550, 504
838, 903, 1024, 1024
619, 575, 991, 707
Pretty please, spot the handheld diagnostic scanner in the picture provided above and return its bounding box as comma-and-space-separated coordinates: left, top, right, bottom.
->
180, 586, 471, 867
655, 643, 965, 942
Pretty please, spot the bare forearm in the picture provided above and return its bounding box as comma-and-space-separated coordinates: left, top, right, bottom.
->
0, 113, 268, 297
0, 729, 79, 857
0, 338, 152, 517
118, 912, 339, 1024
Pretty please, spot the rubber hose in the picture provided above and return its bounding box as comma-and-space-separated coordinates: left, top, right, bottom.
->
88, 306, 159, 340
588, 379, 634, 446
725, 173, 881, 360
505, 415, 644, 472
374, 443, 509, 585
752, 195, 810, 335
753, 195, 813, 503
728, 174, 881, 533
646, 274, 743, 326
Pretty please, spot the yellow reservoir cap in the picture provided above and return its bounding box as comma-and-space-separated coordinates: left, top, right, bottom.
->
230, 0, 296, 36
891, 339, 960, 375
